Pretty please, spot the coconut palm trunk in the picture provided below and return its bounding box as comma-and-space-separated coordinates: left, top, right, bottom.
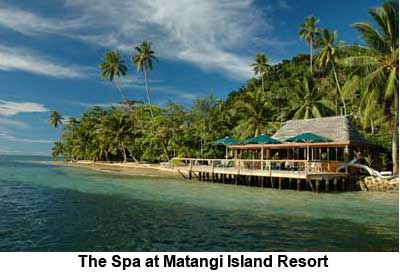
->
310, 37, 313, 74
143, 65, 169, 161
113, 79, 132, 109
143, 65, 154, 118
331, 62, 347, 116
393, 87, 399, 175
261, 75, 265, 93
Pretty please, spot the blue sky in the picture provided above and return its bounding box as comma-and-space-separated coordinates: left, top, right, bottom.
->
0, 0, 385, 155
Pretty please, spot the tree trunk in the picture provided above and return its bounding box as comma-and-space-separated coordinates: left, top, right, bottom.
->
331, 62, 347, 116
128, 149, 138, 163
143, 67, 170, 161
114, 79, 130, 106
370, 119, 375, 134
143, 67, 154, 118
392, 88, 399, 175
310, 37, 313, 74
261, 75, 265, 96
121, 145, 127, 163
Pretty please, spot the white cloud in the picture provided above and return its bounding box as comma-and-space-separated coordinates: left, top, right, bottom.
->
0, 1, 278, 80
0, 132, 53, 144
0, 45, 91, 79
67, 0, 266, 79
152, 86, 197, 101
0, 117, 28, 128
0, 6, 82, 35
0, 99, 49, 116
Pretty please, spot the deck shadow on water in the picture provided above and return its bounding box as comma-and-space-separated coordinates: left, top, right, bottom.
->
0, 180, 398, 252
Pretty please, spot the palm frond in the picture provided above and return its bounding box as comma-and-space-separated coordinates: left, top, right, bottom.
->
353, 22, 388, 53
341, 76, 360, 99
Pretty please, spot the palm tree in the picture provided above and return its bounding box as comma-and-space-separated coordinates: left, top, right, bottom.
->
132, 41, 156, 117
100, 51, 130, 104
99, 109, 133, 163
251, 53, 269, 93
343, 1, 398, 174
51, 142, 64, 159
290, 76, 335, 119
315, 28, 347, 115
49, 111, 63, 128
132, 41, 170, 161
299, 16, 320, 74
233, 87, 273, 138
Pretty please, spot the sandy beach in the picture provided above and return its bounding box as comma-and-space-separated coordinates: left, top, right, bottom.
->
52, 160, 180, 178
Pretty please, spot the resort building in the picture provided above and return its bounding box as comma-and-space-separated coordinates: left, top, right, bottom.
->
231, 116, 375, 169
172, 116, 384, 192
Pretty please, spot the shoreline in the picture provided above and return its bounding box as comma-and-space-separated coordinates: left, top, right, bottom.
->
52, 160, 180, 178
49, 160, 399, 193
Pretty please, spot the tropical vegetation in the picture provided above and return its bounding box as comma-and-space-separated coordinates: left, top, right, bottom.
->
51, 2, 399, 174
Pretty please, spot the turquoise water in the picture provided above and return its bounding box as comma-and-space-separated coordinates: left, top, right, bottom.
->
0, 155, 398, 251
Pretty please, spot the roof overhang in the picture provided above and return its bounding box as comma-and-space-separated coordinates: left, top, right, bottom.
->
229, 142, 350, 150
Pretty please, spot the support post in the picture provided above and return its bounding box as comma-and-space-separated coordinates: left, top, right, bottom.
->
333, 178, 338, 192
344, 146, 349, 175
211, 160, 215, 183
325, 178, 329, 192
308, 180, 314, 192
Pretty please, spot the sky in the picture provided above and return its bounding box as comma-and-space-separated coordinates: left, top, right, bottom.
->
0, 0, 385, 156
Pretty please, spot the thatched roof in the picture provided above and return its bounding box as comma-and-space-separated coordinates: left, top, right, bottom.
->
272, 116, 370, 146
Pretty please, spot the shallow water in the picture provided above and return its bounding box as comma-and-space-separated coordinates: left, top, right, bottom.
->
0, 155, 398, 251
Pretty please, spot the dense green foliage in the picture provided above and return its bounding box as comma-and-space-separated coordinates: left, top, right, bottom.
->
52, 2, 398, 173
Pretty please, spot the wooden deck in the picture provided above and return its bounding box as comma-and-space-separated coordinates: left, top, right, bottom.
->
172, 158, 347, 179
171, 158, 351, 192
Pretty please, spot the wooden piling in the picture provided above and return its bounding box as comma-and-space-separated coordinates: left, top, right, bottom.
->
333, 178, 338, 192
316, 180, 320, 193
308, 180, 314, 192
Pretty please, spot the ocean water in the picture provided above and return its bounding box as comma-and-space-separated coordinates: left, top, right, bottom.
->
0, 155, 398, 252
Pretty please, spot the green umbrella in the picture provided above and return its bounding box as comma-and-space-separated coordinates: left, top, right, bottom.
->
241, 135, 281, 168
285, 132, 332, 160
209, 136, 238, 146
241, 134, 281, 145
209, 136, 239, 163
285, 132, 332, 143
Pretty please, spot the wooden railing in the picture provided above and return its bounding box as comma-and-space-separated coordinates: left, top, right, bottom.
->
171, 158, 346, 175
